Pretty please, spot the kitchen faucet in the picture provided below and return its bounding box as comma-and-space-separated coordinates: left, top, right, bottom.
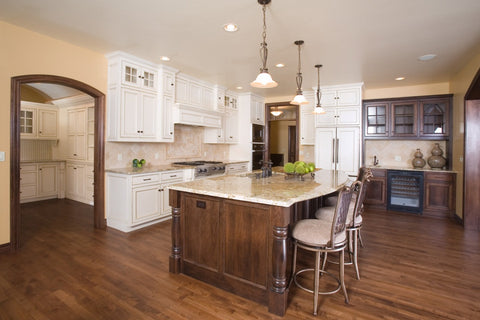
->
260, 160, 273, 178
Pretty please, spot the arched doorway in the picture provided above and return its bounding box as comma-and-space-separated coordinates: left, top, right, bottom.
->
464, 67, 480, 230
10, 75, 106, 251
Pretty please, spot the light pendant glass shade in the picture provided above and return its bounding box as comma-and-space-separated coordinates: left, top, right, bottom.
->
313, 105, 326, 114
290, 93, 308, 105
270, 110, 283, 116
251, 71, 278, 88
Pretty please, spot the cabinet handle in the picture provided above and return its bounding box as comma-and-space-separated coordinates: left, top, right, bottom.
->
332, 139, 335, 163
143, 178, 152, 181
158, 189, 164, 192
73, 153, 77, 156
74, 167, 77, 170
229, 136, 233, 139
336, 138, 339, 164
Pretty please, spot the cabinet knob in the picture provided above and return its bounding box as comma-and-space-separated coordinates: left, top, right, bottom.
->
169, 132, 173, 135
158, 189, 164, 192
170, 83, 174, 86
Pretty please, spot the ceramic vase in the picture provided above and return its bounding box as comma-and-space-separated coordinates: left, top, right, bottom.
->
427, 143, 446, 169
412, 149, 426, 168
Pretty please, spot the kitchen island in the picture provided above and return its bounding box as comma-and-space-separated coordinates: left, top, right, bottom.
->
168, 169, 350, 316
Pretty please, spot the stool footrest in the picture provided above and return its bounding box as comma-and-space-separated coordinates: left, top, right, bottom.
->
293, 268, 342, 296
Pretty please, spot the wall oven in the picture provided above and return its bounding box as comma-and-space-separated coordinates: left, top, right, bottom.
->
252, 143, 264, 170
387, 170, 424, 214
252, 124, 265, 143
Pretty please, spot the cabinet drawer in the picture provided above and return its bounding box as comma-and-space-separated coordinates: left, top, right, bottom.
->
371, 168, 386, 178
21, 171, 37, 184
425, 171, 454, 182
161, 170, 184, 183
20, 164, 37, 172
132, 174, 160, 185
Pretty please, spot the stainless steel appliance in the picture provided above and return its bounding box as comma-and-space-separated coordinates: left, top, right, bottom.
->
252, 124, 265, 143
173, 161, 225, 178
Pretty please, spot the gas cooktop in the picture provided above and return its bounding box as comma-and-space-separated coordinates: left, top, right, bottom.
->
172, 161, 225, 178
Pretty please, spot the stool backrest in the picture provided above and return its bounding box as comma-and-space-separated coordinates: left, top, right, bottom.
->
330, 185, 354, 246
352, 168, 373, 225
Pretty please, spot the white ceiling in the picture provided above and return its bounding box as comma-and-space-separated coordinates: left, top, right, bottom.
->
2, 0, 480, 99
24, 83, 84, 100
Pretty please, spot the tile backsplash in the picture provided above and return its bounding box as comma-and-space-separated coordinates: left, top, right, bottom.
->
364, 140, 447, 168
105, 125, 229, 169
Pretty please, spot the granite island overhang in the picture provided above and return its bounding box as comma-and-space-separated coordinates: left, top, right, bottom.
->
168, 170, 350, 316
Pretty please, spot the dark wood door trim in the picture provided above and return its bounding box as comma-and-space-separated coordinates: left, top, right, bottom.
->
10, 74, 106, 251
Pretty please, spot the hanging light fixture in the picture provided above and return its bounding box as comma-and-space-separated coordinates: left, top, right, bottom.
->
270, 106, 283, 117
250, 0, 278, 88
290, 40, 308, 105
313, 64, 326, 114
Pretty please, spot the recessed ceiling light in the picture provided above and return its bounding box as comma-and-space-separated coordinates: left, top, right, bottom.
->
395, 77, 405, 81
235, 86, 243, 90
418, 54, 437, 61
223, 23, 238, 32
160, 56, 170, 61
275, 63, 285, 68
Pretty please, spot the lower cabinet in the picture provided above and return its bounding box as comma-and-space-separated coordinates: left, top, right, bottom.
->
363, 168, 456, 217
226, 162, 249, 175
106, 169, 189, 232
20, 162, 65, 203
66, 162, 94, 205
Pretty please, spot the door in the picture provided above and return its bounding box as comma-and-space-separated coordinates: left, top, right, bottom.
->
315, 127, 336, 170
288, 126, 296, 163
337, 127, 360, 176
38, 164, 57, 197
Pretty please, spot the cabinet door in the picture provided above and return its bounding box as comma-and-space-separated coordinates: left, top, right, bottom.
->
364, 169, 387, 208
67, 134, 86, 160
319, 90, 338, 107
161, 95, 174, 140
300, 110, 315, 145
336, 88, 361, 107
66, 164, 85, 201
251, 99, 265, 125
38, 164, 57, 197
122, 62, 140, 87
20, 165, 37, 200
315, 128, 336, 170
140, 67, 156, 90
121, 88, 141, 137
419, 98, 449, 137
20, 108, 36, 138
38, 109, 57, 138
163, 72, 175, 96
139, 92, 157, 138
336, 127, 360, 176
424, 172, 455, 217
132, 185, 162, 224
364, 103, 388, 137
315, 108, 336, 127
225, 110, 238, 143
391, 101, 417, 137
336, 107, 360, 126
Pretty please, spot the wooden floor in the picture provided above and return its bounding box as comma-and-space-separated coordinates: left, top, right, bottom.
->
1, 199, 479, 319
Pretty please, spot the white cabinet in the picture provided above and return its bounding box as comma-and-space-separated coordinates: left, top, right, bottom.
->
120, 87, 157, 139
204, 109, 238, 144
315, 107, 361, 127
20, 162, 64, 203
121, 60, 157, 91
67, 107, 87, 160
314, 127, 360, 176
85, 165, 94, 205
66, 162, 86, 202
226, 162, 249, 175
300, 93, 316, 145
250, 94, 265, 125
161, 95, 175, 140
315, 84, 362, 127
175, 74, 216, 110
106, 169, 190, 232
320, 87, 361, 107
20, 102, 58, 140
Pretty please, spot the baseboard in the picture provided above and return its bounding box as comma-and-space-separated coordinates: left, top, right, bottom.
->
0, 243, 11, 253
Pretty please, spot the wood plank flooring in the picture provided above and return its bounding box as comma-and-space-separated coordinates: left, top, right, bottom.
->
1, 199, 479, 319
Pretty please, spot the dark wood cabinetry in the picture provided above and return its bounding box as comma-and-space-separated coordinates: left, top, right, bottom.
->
364, 168, 387, 209
423, 171, 456, 218
364, 168, 456, 218
364, 95, 451, 139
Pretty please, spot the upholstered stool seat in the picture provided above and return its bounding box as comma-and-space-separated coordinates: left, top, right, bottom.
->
291, 186, 354, 315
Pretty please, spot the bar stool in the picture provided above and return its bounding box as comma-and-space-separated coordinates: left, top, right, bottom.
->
315, 169, 373, 279
291, 186, 354, 315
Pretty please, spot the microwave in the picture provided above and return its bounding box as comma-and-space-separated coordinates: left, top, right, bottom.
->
252, 124, 265, 143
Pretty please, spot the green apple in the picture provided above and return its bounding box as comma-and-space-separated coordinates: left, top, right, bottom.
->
140, 159, 146, 164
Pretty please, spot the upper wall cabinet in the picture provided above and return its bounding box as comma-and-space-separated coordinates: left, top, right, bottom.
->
20, 101, 58, 140
106, 51, 178, 142
300, 92, 315, 145
363, 95, 451, 139
249, 93, 265, 125
315, 84, 363, 127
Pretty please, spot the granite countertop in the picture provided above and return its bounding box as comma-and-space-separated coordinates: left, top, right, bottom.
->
223, 160, 249, 164
106, 164, 194, 175
365, 165, 456, 173
169, 169, 351, 207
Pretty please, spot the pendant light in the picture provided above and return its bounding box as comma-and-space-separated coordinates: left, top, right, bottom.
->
290, 40, 308, 105
313, 64, 326, 114
270, 107, 282, 117
250, 0, 278, 88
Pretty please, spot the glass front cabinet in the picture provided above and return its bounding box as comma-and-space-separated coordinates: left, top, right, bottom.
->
419, 98, 449, 137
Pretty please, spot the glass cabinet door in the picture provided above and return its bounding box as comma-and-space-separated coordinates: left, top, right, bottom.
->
391, 101, 417, 137
365, 103, 388, 136
420, 99, 449, 137
20, 109, 35, 136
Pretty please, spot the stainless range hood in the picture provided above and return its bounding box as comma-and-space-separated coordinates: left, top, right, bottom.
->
173, 103, 222, 128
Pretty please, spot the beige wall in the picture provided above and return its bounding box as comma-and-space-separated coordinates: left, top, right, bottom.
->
363, 82, 450, 100
449, 52, 480, 218
0, 21, 108, 245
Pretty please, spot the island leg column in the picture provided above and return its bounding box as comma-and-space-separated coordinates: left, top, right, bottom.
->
268, 206, 291, 316
169, 189, 182, 274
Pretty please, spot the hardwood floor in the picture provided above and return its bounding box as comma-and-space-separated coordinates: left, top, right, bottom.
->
1, 199, 479, 319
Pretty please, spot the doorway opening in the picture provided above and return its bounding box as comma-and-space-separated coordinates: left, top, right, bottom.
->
265, 102, 299, 166
10, 75, 106, 251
